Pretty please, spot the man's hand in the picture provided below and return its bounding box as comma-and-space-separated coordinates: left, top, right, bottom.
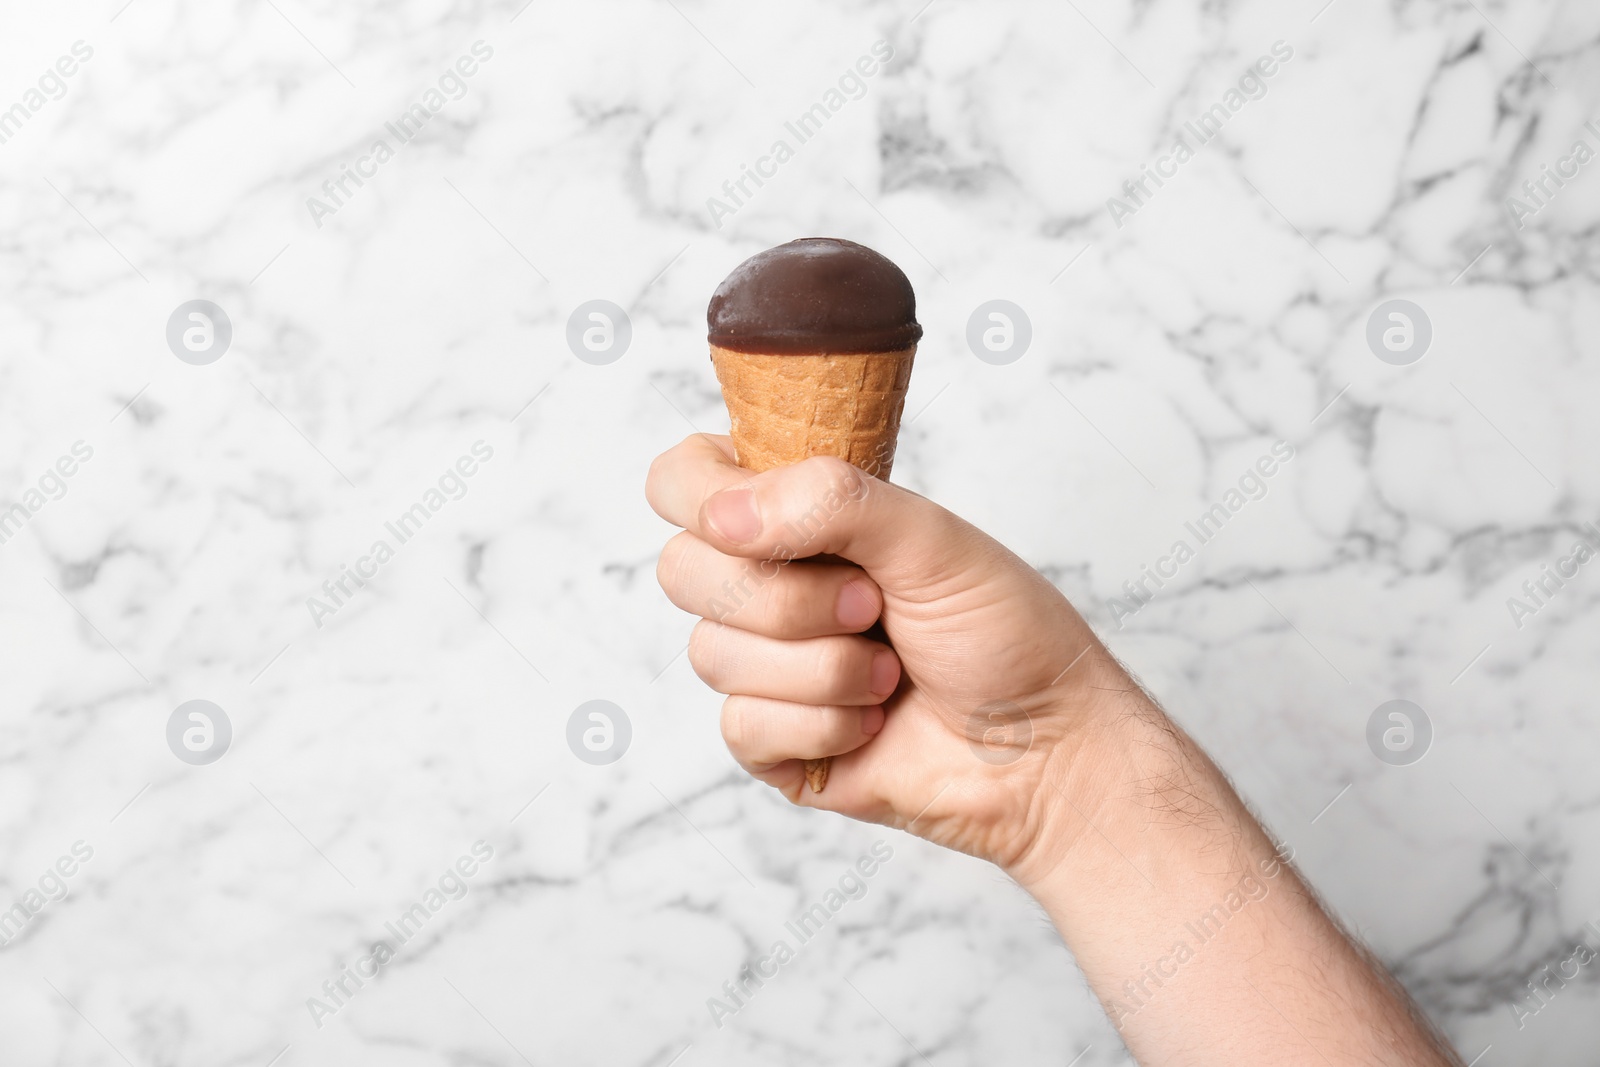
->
646, 433, 1119, 874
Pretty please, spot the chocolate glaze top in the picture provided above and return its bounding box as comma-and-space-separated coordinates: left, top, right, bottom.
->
708, 238, 922, 354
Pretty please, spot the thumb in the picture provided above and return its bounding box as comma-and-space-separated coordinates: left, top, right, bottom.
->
696, 454, 998, 594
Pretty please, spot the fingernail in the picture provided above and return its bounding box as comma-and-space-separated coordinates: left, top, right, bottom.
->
861, 705, 886, 735
869, 651, 900, 698
704, 487, 761, 544
835, 580, 879, 630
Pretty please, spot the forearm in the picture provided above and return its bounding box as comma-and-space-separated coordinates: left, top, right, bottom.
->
1014, 686, 1460, 1066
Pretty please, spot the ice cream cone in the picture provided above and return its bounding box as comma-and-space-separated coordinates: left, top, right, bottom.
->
710, 345, 915, 480
706, 237, 922, 794
710, 344, 915, 794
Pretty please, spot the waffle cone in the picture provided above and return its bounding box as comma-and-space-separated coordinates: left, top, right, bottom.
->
710, 344, 916, 794
710, 345, 915, 481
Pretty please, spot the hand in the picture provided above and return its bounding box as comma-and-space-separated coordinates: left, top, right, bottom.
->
646, 434, 1125, 875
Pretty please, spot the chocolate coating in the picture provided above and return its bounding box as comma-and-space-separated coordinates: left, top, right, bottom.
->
708, 238, 922, 354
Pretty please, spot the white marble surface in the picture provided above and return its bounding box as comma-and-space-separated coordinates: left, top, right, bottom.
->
2, 0, 1598, 1063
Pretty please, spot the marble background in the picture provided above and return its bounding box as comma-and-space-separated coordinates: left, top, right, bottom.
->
2, 0, 1598, 1063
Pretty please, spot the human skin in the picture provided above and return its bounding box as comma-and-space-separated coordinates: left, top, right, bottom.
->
646, 433, 1462, 1066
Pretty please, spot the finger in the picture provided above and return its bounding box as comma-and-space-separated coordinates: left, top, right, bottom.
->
648, 435, 1013, 594
657, 531, 883, 638
688, 620, 901, 706
720, 695, 885, 771
734, 694, 932, 819
645, 434, 746, 531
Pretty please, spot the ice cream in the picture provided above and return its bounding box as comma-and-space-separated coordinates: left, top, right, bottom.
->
707, 237, 921, 792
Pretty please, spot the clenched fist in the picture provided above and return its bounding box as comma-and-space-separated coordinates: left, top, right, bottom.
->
647, 433, 1122, 878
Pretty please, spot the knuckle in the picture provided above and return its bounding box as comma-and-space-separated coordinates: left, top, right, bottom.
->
761, 569, 805, 633
811, 705, 845, 748
805, 455, 866, 502
826, 707, 862, 748
781, 457, 868, 555
815, 638, 857, 695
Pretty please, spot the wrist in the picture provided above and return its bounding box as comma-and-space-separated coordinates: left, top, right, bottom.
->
1000, 665, 1166, 895
1002, 677, 1261, 898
